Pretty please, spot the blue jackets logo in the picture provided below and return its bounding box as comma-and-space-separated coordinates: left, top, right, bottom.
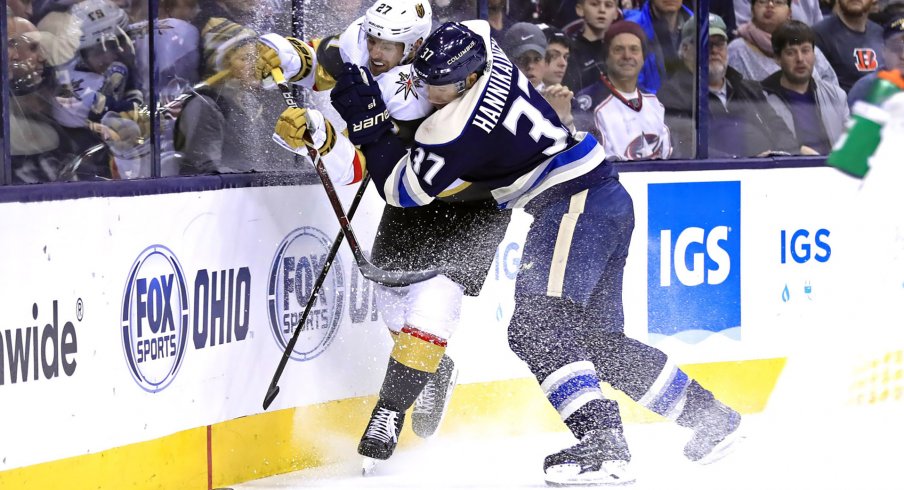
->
121, 245, 190, 392
268, 227, 345, 361
648, 181, 741, 343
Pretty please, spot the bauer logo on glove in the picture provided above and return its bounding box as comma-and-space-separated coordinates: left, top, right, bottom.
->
330, 63, 393, 145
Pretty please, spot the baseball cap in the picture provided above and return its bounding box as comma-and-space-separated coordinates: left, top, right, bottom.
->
680, 13, 729, 41
884, 14, 904, 40
503, 22, 547, 59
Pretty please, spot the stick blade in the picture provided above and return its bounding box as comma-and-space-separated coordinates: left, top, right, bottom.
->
263, 385, 280, 410
360, 263, 440, 288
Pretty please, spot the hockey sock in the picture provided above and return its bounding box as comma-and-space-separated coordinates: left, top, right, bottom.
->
541, 361, 621, 439
586, 333, 698, 420
378, 324, 447, 412
674, 380, 718, 428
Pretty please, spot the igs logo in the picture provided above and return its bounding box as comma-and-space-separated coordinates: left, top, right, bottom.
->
121, 245, 190, 392
268, 227, 345, 361
648, 182, 741, 341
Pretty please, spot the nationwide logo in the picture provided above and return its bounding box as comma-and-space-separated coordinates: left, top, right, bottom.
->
1, 300, 82, 386
268, 227, 345, 361
647, 181, 741, 343
121, 245, 190, 393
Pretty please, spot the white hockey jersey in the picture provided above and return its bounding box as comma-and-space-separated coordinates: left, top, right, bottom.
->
52, 61, 105, 128
574, 78, 672, 161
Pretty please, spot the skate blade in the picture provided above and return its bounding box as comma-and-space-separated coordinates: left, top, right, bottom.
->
413, 366, 460, 439
430, 366, 459, 437
362, 457, 379, 476
545, 461, 635, 487
696, 419, 747, 465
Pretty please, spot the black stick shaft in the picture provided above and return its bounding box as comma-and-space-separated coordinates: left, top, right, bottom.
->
263, 175, 371, 410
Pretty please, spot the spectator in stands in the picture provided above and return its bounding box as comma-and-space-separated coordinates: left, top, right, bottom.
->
540, 25, 572, 87
814, 0, 885, 91
503, 22, 548, 88
624, 0, 693, 93
736, 0, 824, 27
729, 0, 839, 84
175, 18, 291, 174
761, 21, 848, 154
848, 12, 904, 106
8, 15, 107, 182
658, 14, 800, 158
133, 0, 201, 96
33, 0, 141, 177
573, 20, 672, 159
561, 0, 621, 93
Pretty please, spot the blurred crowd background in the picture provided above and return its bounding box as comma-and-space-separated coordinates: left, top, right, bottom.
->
4, 0, 904, 183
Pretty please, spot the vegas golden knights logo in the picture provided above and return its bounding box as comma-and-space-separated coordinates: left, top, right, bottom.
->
416, 3, 425, 17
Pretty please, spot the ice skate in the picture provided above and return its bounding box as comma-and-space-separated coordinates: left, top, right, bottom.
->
543, 428, 635, 487
412, 354, 459, 438
358, 403, 405, 475
684, 400, 744, 464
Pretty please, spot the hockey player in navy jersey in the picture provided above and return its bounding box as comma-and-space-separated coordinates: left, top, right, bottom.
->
258, 0, 512, 466
326, 20, 745, 485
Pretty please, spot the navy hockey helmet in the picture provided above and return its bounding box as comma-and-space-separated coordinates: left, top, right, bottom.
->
412, 22, 487, 92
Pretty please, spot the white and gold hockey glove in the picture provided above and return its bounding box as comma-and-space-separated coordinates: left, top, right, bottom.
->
272, 107, 364, 185
257, 33, 315, 89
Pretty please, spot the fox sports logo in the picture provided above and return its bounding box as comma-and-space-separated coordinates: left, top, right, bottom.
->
268, 227, 345, 361
121, 245, 190, 393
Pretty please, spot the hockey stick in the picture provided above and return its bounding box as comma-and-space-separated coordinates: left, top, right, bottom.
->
157, 69, 231, 119
270, 67, 439, 288
262, 174, 371, 410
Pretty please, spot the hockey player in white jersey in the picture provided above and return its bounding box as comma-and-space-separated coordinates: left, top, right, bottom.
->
322, 20, 745, 485
38, 0, 143, 133
258, 0, 512, 468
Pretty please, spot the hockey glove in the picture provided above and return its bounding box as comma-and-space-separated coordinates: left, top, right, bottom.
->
100, 110, 152, 179
272, 107, 337, 156
257, 33, 315, 89
330, 63, 392, 146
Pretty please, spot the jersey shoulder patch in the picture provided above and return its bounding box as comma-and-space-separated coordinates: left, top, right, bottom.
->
378, 65, 432, 121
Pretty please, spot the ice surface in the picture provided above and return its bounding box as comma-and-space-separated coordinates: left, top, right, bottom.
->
232, 402, 903, 490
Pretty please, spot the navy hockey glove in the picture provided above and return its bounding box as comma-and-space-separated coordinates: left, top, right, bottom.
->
330, 63, 392, 145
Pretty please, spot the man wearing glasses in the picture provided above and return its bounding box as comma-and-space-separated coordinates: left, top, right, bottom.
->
658, 14, 799, 158
814, 0, 885, 92
728, 0, 838, 84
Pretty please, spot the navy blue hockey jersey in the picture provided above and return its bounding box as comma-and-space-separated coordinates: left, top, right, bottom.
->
364, 20, 614, 210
